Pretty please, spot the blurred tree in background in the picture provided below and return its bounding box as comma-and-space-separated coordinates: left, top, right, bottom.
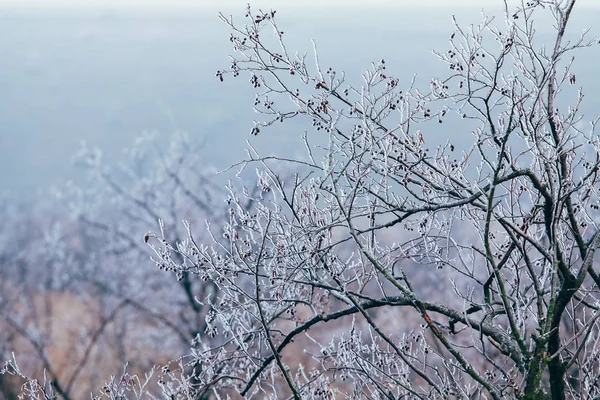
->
0, 133, 238, 399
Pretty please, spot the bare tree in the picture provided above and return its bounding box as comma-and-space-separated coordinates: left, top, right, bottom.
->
0, 133, 237, 399
69, 132, 226, 350
145, 1, 600, 399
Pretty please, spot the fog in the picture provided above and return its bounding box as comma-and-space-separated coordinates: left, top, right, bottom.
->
1, 2, 599, 196
7, 0, 598, 11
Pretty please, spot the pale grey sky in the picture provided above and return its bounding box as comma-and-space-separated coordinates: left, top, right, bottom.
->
1, 0, 597, 11
0, 0, 597, 195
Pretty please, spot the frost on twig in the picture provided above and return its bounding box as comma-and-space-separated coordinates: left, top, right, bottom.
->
155, 2, 600, 399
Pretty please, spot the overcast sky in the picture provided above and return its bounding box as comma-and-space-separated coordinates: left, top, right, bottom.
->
1, 0, 598, 11
0, 0, 598, 196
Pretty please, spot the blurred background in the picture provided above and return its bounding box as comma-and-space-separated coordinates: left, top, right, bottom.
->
2, 0, 596, 196
0, 0, 598, 398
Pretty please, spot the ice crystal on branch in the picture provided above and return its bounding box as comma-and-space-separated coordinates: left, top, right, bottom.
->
155, 2, 600, 399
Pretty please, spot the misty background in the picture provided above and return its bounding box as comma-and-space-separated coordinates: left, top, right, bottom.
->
1, 1, 599, 197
